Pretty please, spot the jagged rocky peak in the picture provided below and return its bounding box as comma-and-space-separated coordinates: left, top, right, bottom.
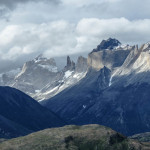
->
64, 56, 75, 71
34, 54, 57, 66
88, 39, 133, 71
67, 56, 72, 66
12, 55, 60, 95
75, 56, 88, 73
34, 54, 47, 62
92, 38, 121, 52
33, 56, 88, 101
140, 42, 150, 51
18, 55, 58, 76
111, 41, 150, 86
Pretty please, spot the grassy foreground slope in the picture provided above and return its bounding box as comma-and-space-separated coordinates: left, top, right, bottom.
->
0, 124, 149, 150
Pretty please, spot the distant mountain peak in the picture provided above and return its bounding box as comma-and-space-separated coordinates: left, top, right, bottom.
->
141, 42, 150, 51
64, 56, 75, 71
34, 54, 47, 62
92, 38, 121, 52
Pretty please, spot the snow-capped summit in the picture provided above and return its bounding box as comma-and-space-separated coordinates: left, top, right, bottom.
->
11, 55, 60, 96
33, 54, 58, 72
17, 55, 58, 78
141, 42, 150, 51
34, 54, 57, 67
34, 54, 47, 63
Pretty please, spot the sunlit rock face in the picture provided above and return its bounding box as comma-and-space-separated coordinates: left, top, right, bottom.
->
111, 43, 150, 87
87, 38, 134, 71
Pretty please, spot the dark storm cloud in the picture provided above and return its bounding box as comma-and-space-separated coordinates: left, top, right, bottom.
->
0, 0, 60, 19
0, 0, 59, 9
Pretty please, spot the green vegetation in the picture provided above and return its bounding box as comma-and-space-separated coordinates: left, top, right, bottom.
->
0, 124, 149, 150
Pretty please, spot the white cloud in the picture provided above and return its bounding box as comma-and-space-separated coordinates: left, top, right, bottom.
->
0, 20, 77, 61
0, 25, 21, 45
61, 0, 121, 7
1, 17, 150, 63
76, 18, 150, 45
0, 0, 58, 9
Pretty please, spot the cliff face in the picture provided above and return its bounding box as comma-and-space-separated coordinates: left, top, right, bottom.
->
64, 56, 76, 71
87, 38, 135, 71
111, 43, 150, 87
87, 49, 131, 70
75, 56, 88, 73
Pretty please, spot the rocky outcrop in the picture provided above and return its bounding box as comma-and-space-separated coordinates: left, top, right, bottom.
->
64, 56, 75, 71
92, 38, 121, 52
87, 38, 134, 71
75, 56, 88, 73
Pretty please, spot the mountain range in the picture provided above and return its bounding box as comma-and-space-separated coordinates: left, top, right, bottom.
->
1, 37, 150, 138
0, 54, 87, 101
41, 38, 150, 136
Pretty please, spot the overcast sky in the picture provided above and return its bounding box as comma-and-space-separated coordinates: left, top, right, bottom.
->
0, 0, 150, 71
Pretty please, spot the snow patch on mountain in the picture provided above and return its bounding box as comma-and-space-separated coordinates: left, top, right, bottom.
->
38, 64, 58, 72
114, 44, 133, 50
64, 70, 74, 78
35, 71, 87, 101
34, 54, 47, 63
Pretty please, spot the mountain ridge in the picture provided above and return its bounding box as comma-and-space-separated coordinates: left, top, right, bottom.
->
0, 55, 88, 101
0, 86, 65, 138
